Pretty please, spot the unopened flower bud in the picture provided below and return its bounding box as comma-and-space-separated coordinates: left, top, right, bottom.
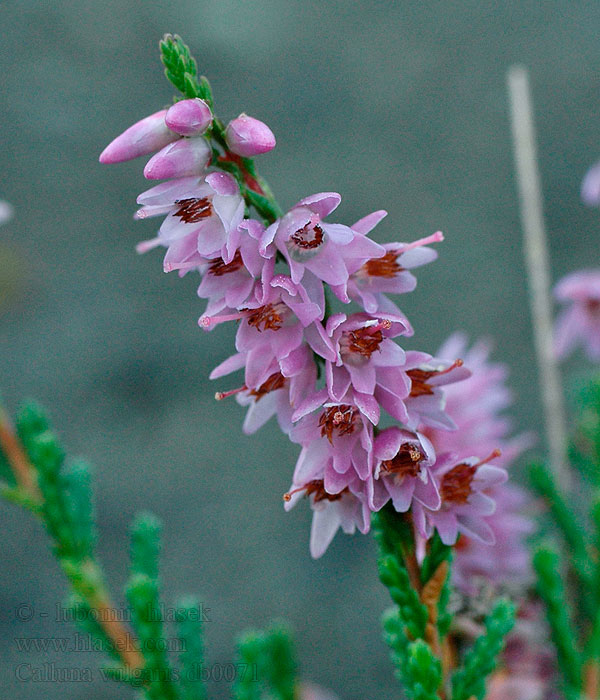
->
143, 138, 211, 180
225, 114, 276, 157
99, 110, 178, 164
165, 98, 213, 136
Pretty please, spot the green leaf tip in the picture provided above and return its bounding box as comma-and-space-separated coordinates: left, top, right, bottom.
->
175, 595, 207, 700
405, 639, 443, 700
131, 510, 162, 581
234, 622, 297, 700
159, 33, 213, 105
451, 598, 516, 700
533, 545, 582, 690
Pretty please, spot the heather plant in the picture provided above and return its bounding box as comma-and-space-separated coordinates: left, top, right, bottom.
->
2, 34, 600, 700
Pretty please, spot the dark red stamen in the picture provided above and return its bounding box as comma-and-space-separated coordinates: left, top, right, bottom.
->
318, 405, 358, 444
290, 223, 324, 250
173, 197, 212, 223
363, 249, 403, 278
380, 442, 425, 478
208, 251, 244, 276
283, 479, 348, 503
245, 304, 284, 332
249, 372, 286, 400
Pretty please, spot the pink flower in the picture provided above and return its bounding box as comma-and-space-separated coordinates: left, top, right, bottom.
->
290, 395, 374, 484
554, 269, 600, 361
225, 114, 276, 157
284, 472, 371, 558
485, 673, 545, 700
211, 344, 317, 435
403, 352, 471, 430
135, 172, 245, 270
259, 193, 385, 298
99, 110, 179, 164
196, 221, 268, 312
372, 428, 440, 513
344, 228, 443, 314
412, 451, 507, 545
324, 312, 412, 425
206, 290, 332, 412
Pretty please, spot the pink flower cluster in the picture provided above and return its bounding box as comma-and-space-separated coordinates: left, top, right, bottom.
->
101, 103, 518, 559
421, 334, 535, 593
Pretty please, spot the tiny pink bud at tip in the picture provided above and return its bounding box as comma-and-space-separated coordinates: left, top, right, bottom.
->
165, 98, 213, 136
225, 114, 276, 157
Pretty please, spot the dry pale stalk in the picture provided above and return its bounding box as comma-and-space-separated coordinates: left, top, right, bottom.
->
507, 65, 570, 492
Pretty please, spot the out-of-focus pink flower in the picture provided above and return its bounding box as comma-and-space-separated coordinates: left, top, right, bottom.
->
99, 110, 179, 164
452, 484, 535, 593
165, 98, 212, 136
298, 683, 340, 700
486, 672, 545, 700
412, 451, 507, 545
554, 269, 600, 361
225, 114, 276, 157
582, 161, 600, 206
422, 334, 534, 466
487, 602, 556, 700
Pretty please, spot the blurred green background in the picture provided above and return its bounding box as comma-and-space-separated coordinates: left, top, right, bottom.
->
0, 1, 598, 698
